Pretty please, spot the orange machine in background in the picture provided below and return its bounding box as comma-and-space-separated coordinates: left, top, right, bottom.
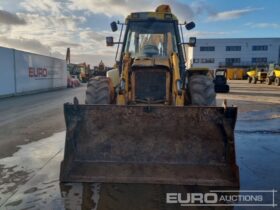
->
226, 68, 246, 80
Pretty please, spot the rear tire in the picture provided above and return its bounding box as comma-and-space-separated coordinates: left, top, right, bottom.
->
189, 74, 216, 106
275, 78, 280, 86
85, 76, 112, 104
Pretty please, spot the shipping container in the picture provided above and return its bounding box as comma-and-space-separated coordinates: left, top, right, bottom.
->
0, 47, 15, 96
0, 46, 67, 97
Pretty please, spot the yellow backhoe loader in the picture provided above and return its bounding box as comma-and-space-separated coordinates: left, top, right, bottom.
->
60, 5, 239, 187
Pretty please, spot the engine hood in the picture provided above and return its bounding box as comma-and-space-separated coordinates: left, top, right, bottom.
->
132, 57, 170, 69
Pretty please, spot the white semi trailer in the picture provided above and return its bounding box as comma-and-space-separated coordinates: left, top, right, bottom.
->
0, 46, 67, 97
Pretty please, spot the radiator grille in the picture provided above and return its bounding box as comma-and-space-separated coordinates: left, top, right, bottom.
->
134, 70, 166, 102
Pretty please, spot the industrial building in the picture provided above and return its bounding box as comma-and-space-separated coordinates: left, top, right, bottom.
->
186, 38, 280, 69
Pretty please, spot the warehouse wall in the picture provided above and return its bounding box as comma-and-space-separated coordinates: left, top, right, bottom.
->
187, 38, 280, 69
0, 47, 67, 97
0, 47, 15, 96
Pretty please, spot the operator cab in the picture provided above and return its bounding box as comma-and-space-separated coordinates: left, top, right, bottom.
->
124, 21, 179, 59
105, 5, 197, 104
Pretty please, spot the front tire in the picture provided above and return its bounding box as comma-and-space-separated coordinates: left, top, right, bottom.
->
189, 74, 216, 106
266, 77, 272, 85
85, 76, 113, 104
252, 77, 257, 84
275, 78, 280, 86
248, 77, 252, 83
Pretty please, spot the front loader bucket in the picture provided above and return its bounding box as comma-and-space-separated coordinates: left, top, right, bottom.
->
60, 104, 239, 187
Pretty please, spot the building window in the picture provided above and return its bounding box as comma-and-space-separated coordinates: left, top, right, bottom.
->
201, 58, 215, 63
252, 57, 267, 63
200, 46, 215, 51
225, 58, 241, 64
226, 46, 241, 51
193, 58, 199, 63
252, 45, 268, 51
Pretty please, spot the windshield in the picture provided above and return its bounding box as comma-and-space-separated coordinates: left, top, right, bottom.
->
124, 21, 178, 58
216, 70, 225, 76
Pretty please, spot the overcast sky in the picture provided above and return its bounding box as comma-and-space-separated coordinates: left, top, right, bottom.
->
0, 0, 279, 66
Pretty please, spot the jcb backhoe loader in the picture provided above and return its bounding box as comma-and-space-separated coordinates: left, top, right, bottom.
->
60, 5, 239, 187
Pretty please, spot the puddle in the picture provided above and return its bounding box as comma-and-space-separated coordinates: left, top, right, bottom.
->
0, 131, 102, 210
0, 132, 65, 208
0, 108, 279, 209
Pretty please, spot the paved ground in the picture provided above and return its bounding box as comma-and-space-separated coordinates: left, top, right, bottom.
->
0, 86, 86, 158
0, 80, 279, 210
216, 80, 280, 112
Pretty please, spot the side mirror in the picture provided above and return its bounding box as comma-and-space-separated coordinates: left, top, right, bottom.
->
185, 21, 195, 30
106, 37, 114, 46
188, 37, 196, 47
110, 21, 118, 32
